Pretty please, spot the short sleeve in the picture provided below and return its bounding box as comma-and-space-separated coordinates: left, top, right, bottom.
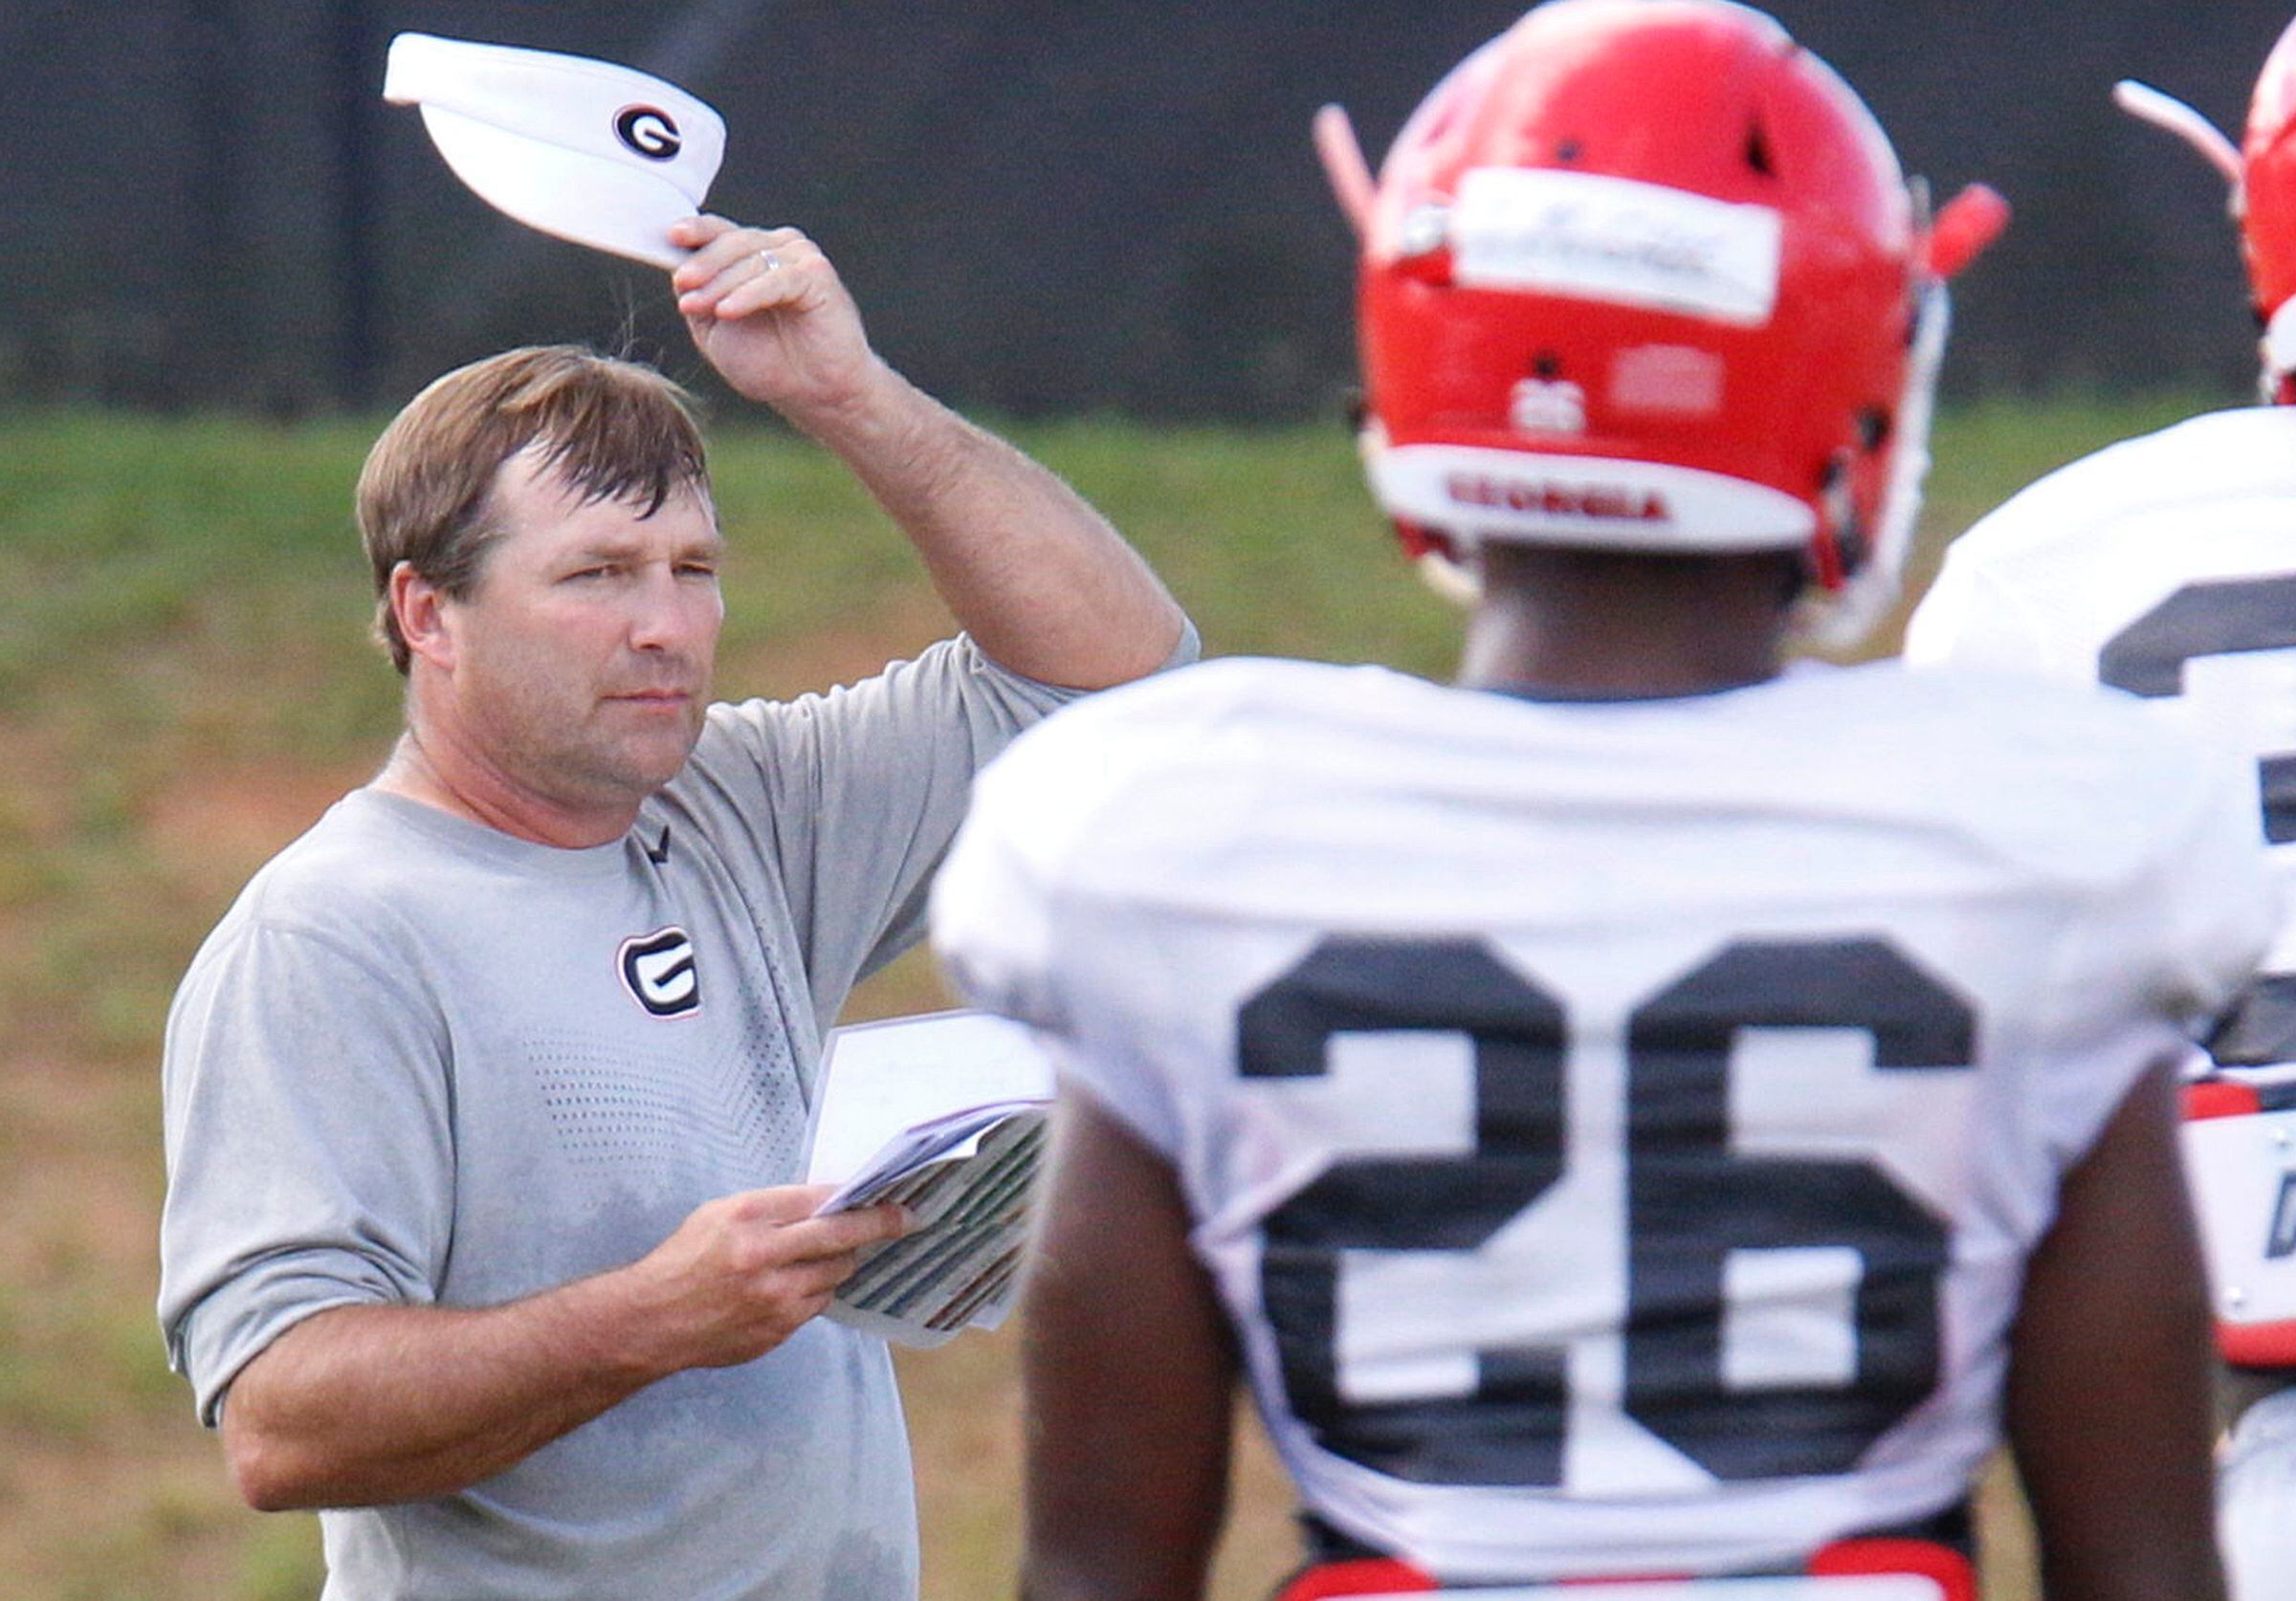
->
928, 750, 1066, 1041
1902, 543, 2054, 676
158, 916, 455, 1425
2021, 737, 2279, 1172
931, 683, 1201, 1161
1045, 1038, 1190, 1169
2148, 742, 2284, 1037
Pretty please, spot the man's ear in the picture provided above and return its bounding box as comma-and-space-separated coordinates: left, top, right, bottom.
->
389, 561, 457, 672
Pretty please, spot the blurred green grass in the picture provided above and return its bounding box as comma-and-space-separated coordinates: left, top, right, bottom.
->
0, 388, 2239, 1597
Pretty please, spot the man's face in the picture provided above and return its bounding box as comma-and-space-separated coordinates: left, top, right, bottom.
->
434, 449, 726, 816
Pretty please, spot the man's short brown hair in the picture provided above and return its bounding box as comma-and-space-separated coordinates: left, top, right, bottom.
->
356, 345, 712, 673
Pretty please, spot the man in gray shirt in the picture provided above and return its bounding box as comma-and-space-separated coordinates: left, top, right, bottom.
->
156, 215, 1191, 1599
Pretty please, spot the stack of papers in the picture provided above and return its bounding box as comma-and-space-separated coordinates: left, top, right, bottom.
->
806, 1011, 1055, 1348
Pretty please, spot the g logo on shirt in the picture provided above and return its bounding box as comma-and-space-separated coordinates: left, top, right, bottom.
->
619, 927, 699, 1017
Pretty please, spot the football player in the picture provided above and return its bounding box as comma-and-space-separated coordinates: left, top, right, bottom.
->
934, 3, 2275, 1597
1904, 17, 2296, 1599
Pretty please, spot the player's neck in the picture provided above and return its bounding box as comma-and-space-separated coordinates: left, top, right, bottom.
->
1456, 546, 1794, 701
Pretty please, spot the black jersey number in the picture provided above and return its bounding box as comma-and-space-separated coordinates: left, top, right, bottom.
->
2099, 574, 2296, 843
1239, 933, 1975, 1486
2099, 576, 2296, 1063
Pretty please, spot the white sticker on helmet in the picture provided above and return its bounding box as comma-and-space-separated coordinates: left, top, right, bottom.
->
1508, 377, 1588, 433
1451, 167, 1783, 326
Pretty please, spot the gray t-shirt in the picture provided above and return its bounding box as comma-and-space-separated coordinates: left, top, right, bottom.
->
158, 634, 1132, 1600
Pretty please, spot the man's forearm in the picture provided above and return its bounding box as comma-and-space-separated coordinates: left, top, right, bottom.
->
800, 362, 1186, 689
216, 1184, 901, 1510
221, 1271, 671, 1510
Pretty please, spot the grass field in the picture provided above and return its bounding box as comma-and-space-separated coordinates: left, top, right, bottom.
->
0, 389, 2235, 1598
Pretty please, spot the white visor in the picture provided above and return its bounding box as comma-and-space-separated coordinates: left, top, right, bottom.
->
384, 33, 725, 270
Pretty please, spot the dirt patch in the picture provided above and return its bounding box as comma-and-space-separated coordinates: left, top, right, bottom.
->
143, 760, 376, 910
0, 1426, 294, 1597
0, 1135, 158, 1290
897, 1323, 1300, 1601
0, 724, 81, 849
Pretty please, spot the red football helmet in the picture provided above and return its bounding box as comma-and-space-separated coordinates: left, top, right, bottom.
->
2249, 19, 2296, 398
1317, 0, 2002, 641
2116, 14, 2296, 402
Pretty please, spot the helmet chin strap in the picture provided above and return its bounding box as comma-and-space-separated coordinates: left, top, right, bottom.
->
1356, 419, 1484, 607
1414, 547, 1484, 608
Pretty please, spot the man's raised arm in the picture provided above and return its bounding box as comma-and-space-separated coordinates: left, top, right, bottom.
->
671, 215, 1187, 689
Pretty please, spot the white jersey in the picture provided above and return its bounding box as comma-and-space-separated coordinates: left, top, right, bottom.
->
932, 655, 2272, 1584
1906, 406, 2296, 1064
